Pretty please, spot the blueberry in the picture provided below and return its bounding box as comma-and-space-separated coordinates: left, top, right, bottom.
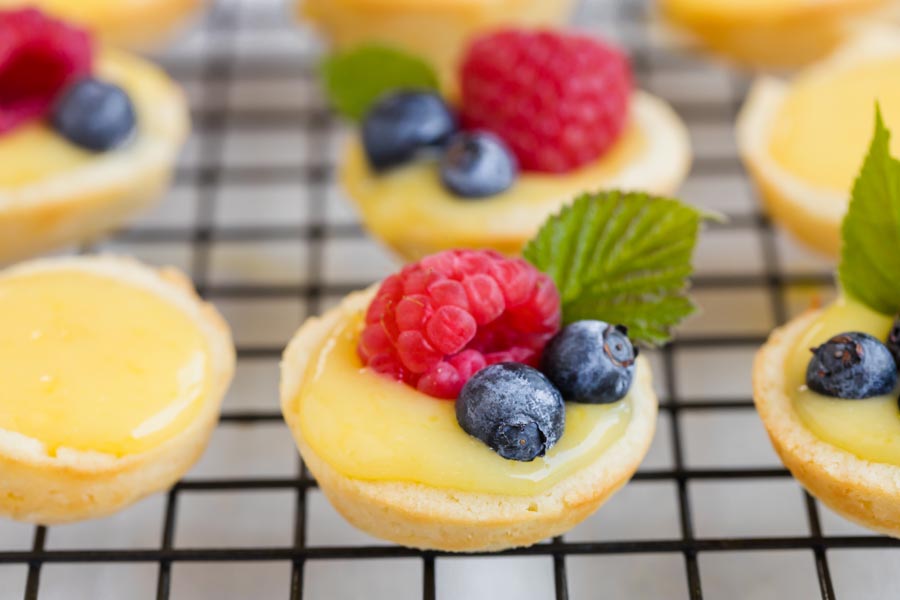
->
806, 332, 897, 399
886, 316, 900, 367
540, 321, 637, 404
440, 131, 517, 198
361, 90, 456, 170
456, 363, 564, 462
51, 78, 136, 152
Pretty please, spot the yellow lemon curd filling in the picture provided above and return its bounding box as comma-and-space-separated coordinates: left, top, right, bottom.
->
0, 269, 211, 457
769, 57, 900, 192
343, 122, 646, 257
787, 296, 900, 465
296, 310, 633, 496
0, 50, 150, 188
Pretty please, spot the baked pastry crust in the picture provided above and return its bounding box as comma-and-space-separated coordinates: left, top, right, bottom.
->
0, 47, 189, 265
281, 287, 658, 552
754, 309, 900, 536
0, 0, 203, 49
0, 255, 234, 525
660, 0, 888, 69
736, 30, 900, 258
343, 91, 692, 262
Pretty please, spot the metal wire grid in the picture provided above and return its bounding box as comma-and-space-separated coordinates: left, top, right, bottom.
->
2, 0, 900, 598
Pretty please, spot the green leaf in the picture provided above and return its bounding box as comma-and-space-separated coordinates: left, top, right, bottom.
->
320, 45, 439, 121
839, 106, 900, 315
522, 190, 705, 345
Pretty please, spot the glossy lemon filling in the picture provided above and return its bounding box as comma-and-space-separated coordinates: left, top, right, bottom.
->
769, 57, 900, 192
0, 269, 211, 456
787, 296, 900, 465
0, 50, 147, 187
296, 310, 632, 496
343, 121, 646, 254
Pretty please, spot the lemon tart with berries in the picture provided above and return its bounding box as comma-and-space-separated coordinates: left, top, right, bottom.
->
0, 0, 203, 49
333, 30, 691, 262
0, 9, 189, 265
660, 0, 890, 69
300, 0, 576, 94
754, 113, 900, 536
0, 255, 234, 524
282, 192, 704, 551
737, 29, 900, 258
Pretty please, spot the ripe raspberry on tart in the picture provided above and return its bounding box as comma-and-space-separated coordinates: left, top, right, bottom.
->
358, 249, 561, 399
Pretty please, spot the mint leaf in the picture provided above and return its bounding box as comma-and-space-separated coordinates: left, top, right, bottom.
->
522, 191, 705, 345
320, 45, 439, 121
839, 107, 900, 315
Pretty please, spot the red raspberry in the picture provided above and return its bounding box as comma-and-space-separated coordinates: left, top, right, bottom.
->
460, 29, 632, 174
358, 250, 562, 399
0, 9, 93, 134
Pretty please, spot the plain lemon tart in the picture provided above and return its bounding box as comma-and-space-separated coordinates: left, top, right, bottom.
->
0, 255, 234, 524
0, 0, 204, 49
660, 0, 890, 69
281, 193, 704, 551
300, 0, 576, 94
0, 9, 189, 265
737, 29, 900, 258
335, 29, 691, 262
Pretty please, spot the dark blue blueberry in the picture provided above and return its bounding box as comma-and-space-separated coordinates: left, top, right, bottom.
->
540, 321, 637, 404
440, 131, 517, 198
456, 363, 564, 462
806, 332, 897, 399
886, 316, 900, 367
361, 90, 456, 170
51, 78, 136, 152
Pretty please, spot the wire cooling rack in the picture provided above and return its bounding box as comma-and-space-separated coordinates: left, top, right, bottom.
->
3, 0, 900, 598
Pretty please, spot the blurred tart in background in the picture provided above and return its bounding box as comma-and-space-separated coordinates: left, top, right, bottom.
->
660, 0, 891, 69
0, 8, 190, 264
328, 29, 691, 261
737, 29, 900, 258
0, 0, 203, 49
300, 0, 577, 94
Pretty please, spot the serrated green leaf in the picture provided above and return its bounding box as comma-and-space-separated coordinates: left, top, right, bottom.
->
320, 45, 439, 121
522, 191, 705, 346
839, 106, 900, 315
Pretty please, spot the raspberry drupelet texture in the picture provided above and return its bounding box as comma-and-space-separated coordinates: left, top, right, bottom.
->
460, 29, 632, 174
0, 8, 93, 134
358, 250, 562, 399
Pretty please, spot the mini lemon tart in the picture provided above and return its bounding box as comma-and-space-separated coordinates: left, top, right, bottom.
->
0, 255, 234, 524
0, 0, 203, 49
660, 0, 889, 69
0, 31, 189, 264
281, 192, 705, 551
737, 30, 900, 258
333, 30, 691, 262
754, 299, 900, 536
281, 287, 657, 551
754, 111, 900, 536
344, 92, 691, 261
300, 0, 576, 94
